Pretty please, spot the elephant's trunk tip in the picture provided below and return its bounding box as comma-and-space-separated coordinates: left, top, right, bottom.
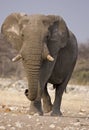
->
25, 89, 37, 101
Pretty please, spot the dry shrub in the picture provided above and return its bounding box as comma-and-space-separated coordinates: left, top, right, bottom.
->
71, 41, 89, 85
0, 33, 24, 78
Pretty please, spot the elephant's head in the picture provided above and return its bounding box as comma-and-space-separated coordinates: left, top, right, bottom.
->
1, 13, 69, 101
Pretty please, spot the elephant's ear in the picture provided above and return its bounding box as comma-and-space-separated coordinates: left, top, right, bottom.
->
48, 15, 69, 47
40, 15, 69, 89
1, 13, 26, 51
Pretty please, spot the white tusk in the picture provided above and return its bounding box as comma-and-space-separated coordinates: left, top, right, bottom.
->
47, 54, 54, 61
12, 54, 22, 62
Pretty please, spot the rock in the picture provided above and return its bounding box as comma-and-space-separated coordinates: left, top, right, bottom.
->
36, 118, 40, 122
9, 106, 18, 111
7, 124, 12, 127
49, 124, 55, 129
73, 122, 80, 126
5, 108, 11, 112
79, 112, 85, 116
80, 109, 86, 113
0, 126, 6, 130
2, 104, 6, 108
27, 115, 32, 119
15, 121, 22, 128
76, 119, 80, 122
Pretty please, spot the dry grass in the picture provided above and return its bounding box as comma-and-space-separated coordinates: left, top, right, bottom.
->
71, 42, 89, 85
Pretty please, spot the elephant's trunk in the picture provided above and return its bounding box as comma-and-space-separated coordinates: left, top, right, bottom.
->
21, 42, 42, 101
15, 41, 54, 101
23, 61, 41, 101
26, 70, 40, 101
27, 59, 42, 101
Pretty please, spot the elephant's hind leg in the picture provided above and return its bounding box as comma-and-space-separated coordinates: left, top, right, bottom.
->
42, 84, 52, 113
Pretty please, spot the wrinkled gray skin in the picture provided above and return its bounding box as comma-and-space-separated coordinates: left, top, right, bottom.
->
1, 13, 78, 116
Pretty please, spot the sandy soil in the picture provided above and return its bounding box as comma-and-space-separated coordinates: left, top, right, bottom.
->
0, 78, 89, 130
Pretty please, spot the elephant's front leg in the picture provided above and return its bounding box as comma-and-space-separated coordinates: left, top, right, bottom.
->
42, 85, 52, 113
51, 84, 64, 116
25, 86, 43, 115
29, 100, 43, 115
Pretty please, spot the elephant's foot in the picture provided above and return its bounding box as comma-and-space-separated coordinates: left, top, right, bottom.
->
29, 100, 43, 116
43, 102, 52, 113
42, 94, 52, 113
51, 110, 62, 116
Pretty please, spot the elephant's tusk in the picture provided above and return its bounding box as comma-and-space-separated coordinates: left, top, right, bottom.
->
47, 54, 54, 61
12, 54, 22, 62
42, 43, 54, 62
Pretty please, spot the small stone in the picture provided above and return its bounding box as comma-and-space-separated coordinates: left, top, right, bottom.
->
73, 122, 80, 126
2, 104, 6, 108
34, 113, 39, 116
36, 122, 42, 126
79, 112, 85, 115
12, 114, 17, 116
15, 121, 22, 128
27, 115, 32, 119
80, 109, 86, 112
76, 119, 80, 122
7, 124, 12, 127
49, 124, 55, 128
0, 126, 5, 130
9, 106, 18, 111
4, 113, 7, 116
5, 108, 11, 112
36, 118, 40, 122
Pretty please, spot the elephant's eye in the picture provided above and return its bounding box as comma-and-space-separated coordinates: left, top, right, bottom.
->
46, 32, 50, 39
44, 35, 49, 43
21, 55, 24, 61
46, 34, 50, 41
22, 57, 25, 61
21, 34, 24, 37
46, 34, 49, 39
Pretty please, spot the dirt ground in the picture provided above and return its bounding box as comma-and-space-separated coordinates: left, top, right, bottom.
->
0, 78, 89, 130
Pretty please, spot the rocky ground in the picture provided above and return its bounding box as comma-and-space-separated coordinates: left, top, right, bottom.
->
0, 78, 89, 130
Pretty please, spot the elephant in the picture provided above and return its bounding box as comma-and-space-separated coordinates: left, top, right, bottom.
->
1, 13, 78, 116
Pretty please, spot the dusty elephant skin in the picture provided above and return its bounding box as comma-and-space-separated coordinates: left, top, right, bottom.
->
1, 13, 78, 116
